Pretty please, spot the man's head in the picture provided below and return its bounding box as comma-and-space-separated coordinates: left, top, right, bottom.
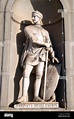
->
32, 10, 43, 24
32, 10, 43, 20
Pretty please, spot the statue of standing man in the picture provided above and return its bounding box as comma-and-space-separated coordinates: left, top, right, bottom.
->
17, 10, 59, 103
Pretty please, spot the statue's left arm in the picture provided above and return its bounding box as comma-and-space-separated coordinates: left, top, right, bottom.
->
45, 31, 59, 63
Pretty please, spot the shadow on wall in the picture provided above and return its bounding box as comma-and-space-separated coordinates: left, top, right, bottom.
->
9, 20, 32, 107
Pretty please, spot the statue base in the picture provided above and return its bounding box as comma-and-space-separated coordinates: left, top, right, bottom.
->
14, 102, 59, 109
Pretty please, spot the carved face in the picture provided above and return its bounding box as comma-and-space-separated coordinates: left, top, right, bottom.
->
32, 15, 41, 24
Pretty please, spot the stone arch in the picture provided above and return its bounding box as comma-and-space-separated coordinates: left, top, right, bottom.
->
1, 0, 73, 110
60, 0, 70, 10
5, 0, 70, 11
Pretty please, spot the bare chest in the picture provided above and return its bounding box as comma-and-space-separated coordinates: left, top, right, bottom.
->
32, 26, 46, 41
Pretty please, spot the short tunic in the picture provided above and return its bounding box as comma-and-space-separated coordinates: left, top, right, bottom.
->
25, 43, 46, 66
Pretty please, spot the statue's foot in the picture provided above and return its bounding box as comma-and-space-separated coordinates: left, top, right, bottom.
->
16, 96, 26, 103
33, 96, 44, 102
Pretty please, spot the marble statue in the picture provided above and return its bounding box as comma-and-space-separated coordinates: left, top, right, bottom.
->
17, 10, 59, 103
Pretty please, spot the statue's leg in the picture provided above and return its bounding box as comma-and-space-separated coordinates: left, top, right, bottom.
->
33, 62, 44, 102
17, 64, 33, 102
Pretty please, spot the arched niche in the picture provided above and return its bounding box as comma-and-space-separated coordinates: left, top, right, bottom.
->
10, 0, 65, 107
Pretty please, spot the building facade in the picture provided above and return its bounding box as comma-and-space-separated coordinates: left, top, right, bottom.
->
0, 0, 74, 111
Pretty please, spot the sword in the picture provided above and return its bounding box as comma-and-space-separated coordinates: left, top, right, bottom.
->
43, 47, 49, 100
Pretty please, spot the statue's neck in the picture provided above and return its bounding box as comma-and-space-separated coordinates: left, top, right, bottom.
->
34, 23, 41, 27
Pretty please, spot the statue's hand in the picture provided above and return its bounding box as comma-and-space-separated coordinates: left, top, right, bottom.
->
52, 57, 59, 63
